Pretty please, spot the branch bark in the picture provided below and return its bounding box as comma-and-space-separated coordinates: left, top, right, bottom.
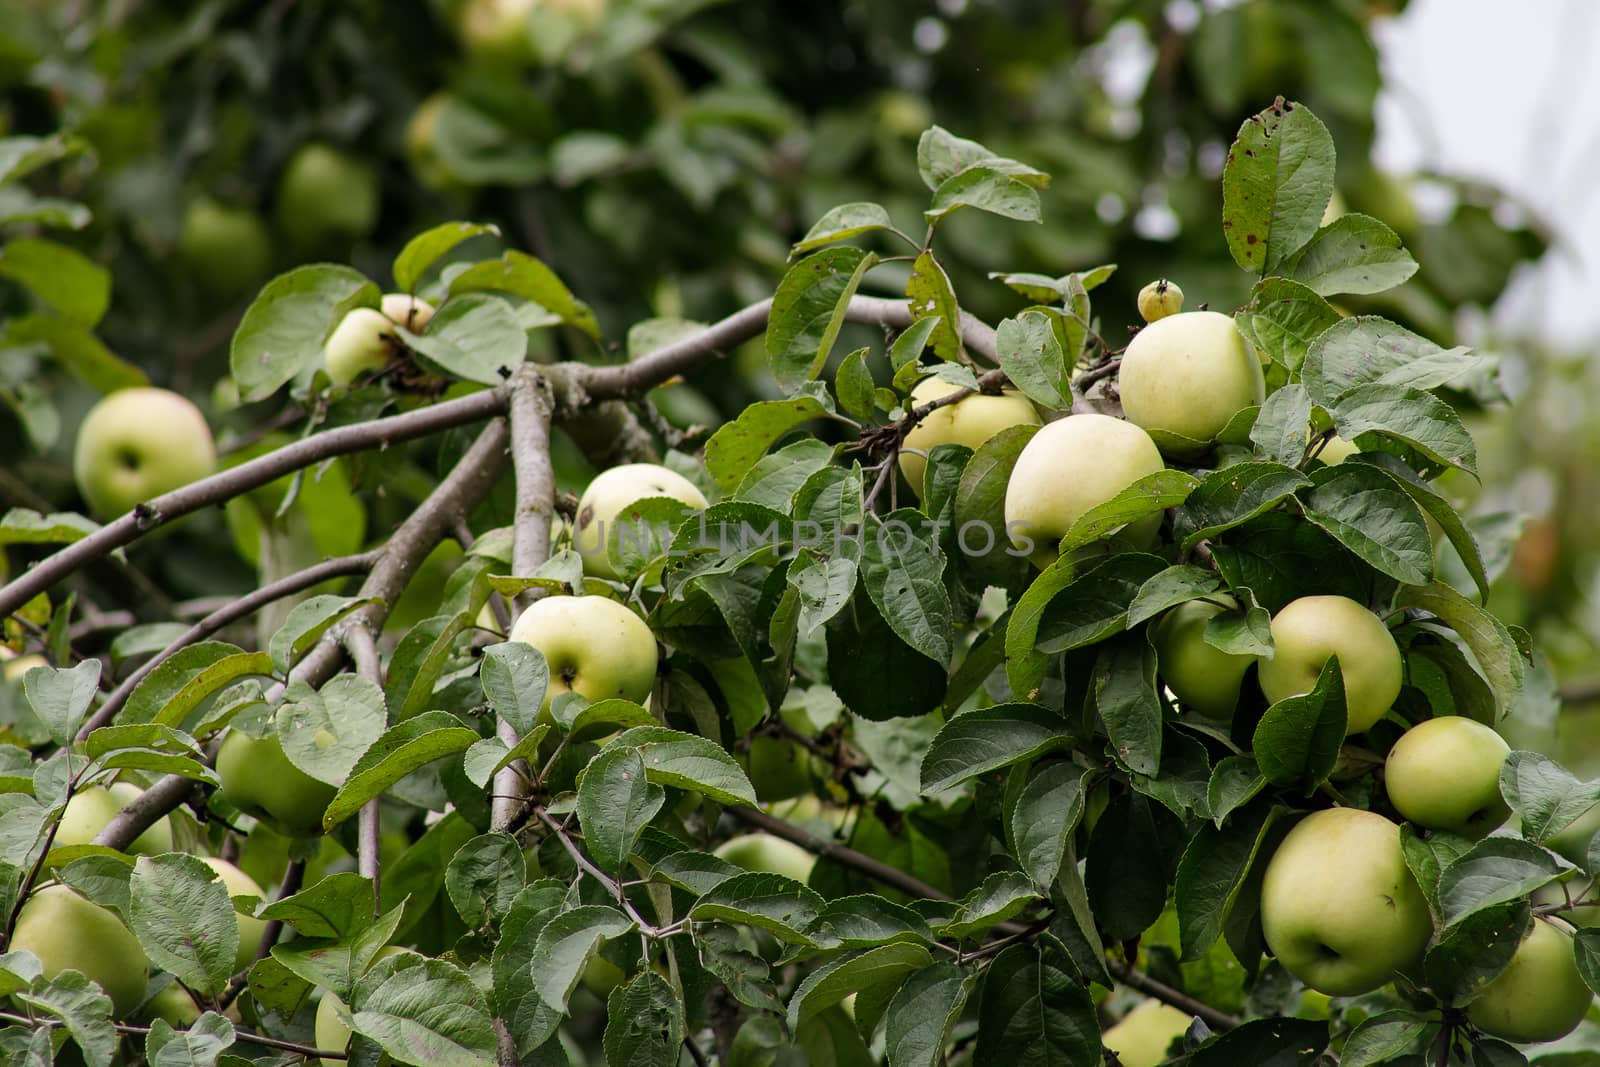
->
344, 624, 383, 907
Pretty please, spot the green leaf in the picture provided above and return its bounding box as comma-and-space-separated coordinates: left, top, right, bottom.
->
1221, 99, 1335, 274
860, 511, 953, 667
927, 165, 1042, 224
766, 247, 876, 393
1235, 278, 1341, 374
806, 896, 937, 951
527, 905, 635, 1015
1282, 213, 1417, 296
787, 943, 933, 1031
604, 972, 683, 1067
144, 1010, 236, 1066
1127, 565, 1224, 627
266, 594, 375, 674
1396, 581, 1525, 719
352, 954, 497, 1067
489, 882, 566, 1053
973, 937, 1100, 1065
834, 347, 876, 420
920, 703, 1071, 794
21, 660, 99, 745
915, 127, 1048, 192
694, 922, 784, 1014
14, 970, 117, 1067
1175, 803, 1278, 962
128, 854, 239, 996
1059, 469, 1196, 557
448, 250, 599, 339
1302, 316, 1493, 409
1174, 462, 1313, 553
230, 265, 378, 402
1092, 633, 1163, 776
788, 554, 858, 638
576, 747, 665, 874
1574, 927, 1600, 997
479, 641, 548, 738
385, 613, 470, 724
1351, 452, 1489, 601
0, 238, 110, 326
1425, 899, 1530, 1007
1300, 463, 1433, 585
277, 674, 387, 786
885, 963, 972, 1067
952, 424, 1039, 588
1190, 1018, 1327, 1066
889, 317, 939, 372
322, 711, 480, 829
1327, 382, 1478, 475
1436, 837, 1569, 926
400, 292, 526, 385
1500, 751, 1600, 843
1207, 755, 1267, 826
391, 221, 499, 293
1252, 657, 1347, 789
601, 726, 757, 806
705, 382, 835, 491
1032, 553, 1167, 655
937, 872, 1040, 939
906, 252, 962, 361
794, 202, 899, 255
0, 508, 100, 549
1338, 1011, 1432, 1067
121, 645, 271, 729
564, 698, 654, 742
1085, 792, 1168, 941
443, 832, 525, 930
993, 311, 1071, 409
690, 873, 823, 945
0, 133, 85, 184
1008, 762, 1085, 889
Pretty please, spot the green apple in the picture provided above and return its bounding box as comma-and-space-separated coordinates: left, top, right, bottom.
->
457, 0, 538, 62
380, 292, 434, 331
1136, 279, 1184, 324
316, 946, 412, 1067
405, 93, 460, 193
1003, 413, 1166, 568
740, 735, 819, 803
1259, 808, 1432, 996
898, 377, 1041, 497
12, 884, 149, 1016
714, 834, 816, 884
176, 197, 271, 300
1257, 595, 1402, 735
1317, 434, 1361, 465
508, 595, 658, 717
1548, 803, 1600, 867
73, 387, 218, 519
579, 953, 629, 998
54, 782, 173, 856
276, 143, 380, 250
323, 308, 398, 387
1101, 998, 1191, 1067
144, 981, 202, 1027
1384, 716, 1511, 836
573, 463, 708, 580
1118, 311, 1264, 452
1150, 599, 1254, 720
215, 729, 338, 837
1466, 918, 1593, 1043
199, 857, 271, 974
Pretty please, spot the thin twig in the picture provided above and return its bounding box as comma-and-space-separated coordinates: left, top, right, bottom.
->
344, 625, 384, 909
728, 806, 944, 901
534, 807, 660, 936
0, 1009, 345, 1059
1106, 959, 1239, 1032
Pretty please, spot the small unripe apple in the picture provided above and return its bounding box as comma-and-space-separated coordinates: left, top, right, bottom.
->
508, 595, 658, 718
276, 144, 380, 250
199, 857, 271, 974
54, 782, 173, 856
1548, 804, 1600, 867
573, 463, 708, 580
323, 308, 398, 387
380, 293, 435, 331
73, 388, 218, 519
1118, 311, 1264, 452
1259, 808, 1431, 996
898, 377, 1041, 497
1150, 598, 1254, 720
1466, 918, 1593, 1043
176, 197, 272, 300
1101, 998, 1192, 1067
1384, 716, 1511, 836
1003, 413, 1166, 568
1136, 279, 1184, 323
12, 884, 149, 1016
1257, 595, 1402, 735
713, 834, 816, 884
214, 729, 338, 838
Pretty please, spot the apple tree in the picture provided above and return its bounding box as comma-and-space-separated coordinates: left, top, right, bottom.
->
0, 97, 1593, 1067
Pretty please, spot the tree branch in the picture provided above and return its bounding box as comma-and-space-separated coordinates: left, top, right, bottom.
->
0, 1009, 345, 1060
344, 624, 383, 907
77, 550, 380, 739
1105, 958, 1239, 1032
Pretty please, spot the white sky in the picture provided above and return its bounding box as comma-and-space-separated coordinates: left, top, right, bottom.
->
1372, 0, 1600, 348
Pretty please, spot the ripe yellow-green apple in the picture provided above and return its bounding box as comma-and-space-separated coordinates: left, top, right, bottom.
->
898, 377, 1041, 497
1118, 311, 1264, 453
1257, 595, 1402, 735
1259, 808, 1432, 996
573, 463, 708, 580
1003, 413, 1166, 568
54, 782, 173, 856
276, 143, 380, 250
1150, 599, 1254, 720
457, 0, 538, 62
73, 388, 218, 519
714, 834, 816, 884
508, 595, 658, 718
215, 729, 337, 837
176, 197, 271, 299
12, 884, 149, 1015
1317, 434, 1361, 465
1548, 803, 1600, 867
1384, 716, 1511, 836
323, 308, 398, 387
0, 650, 45, 682
1101, 998, 1192, 1067
405, 94, 459, 193
380, 292, 434, 331
198, 857, 271, 974
1466, 918, 1593, 1043
316, 946, 412, 1067
1136, 279, 1184, 323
